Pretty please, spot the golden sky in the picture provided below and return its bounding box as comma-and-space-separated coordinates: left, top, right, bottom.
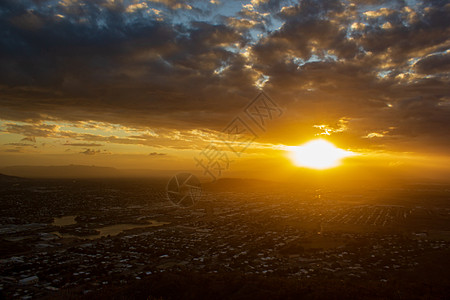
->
0, 0, 449, 181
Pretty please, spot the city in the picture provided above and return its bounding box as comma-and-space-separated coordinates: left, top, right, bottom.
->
1, 177, 449, 299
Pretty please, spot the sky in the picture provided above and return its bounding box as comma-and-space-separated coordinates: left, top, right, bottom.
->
0, 0, 449, 180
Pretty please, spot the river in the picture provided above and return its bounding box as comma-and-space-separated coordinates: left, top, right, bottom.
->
52, 215, 169, 240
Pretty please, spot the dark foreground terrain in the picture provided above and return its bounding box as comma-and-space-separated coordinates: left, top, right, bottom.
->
0, 176, 449, 299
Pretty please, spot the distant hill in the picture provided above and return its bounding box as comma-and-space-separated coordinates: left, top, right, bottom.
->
0, 165, 196, 179
0, 165, 122, 178
0, 173, 25, 182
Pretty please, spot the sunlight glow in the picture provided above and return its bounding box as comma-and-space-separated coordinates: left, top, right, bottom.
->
288, 139, 356, 170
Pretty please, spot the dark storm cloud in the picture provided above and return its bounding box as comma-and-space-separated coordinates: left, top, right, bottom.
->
414, 52, 450, 74
253, 0, 285, 13
0, 0, 258, 129
250, 0, 450, 152
254, 0, 358, 69
0, 0, 449, 153
358, 4, 450, 66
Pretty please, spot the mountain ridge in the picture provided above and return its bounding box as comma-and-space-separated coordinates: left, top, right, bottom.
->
0, 165, 195, 179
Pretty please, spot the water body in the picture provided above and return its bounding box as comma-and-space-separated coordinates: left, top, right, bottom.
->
53, 220, 170, 240
52, 215, 77, 226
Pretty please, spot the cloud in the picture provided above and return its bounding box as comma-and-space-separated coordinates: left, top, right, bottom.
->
63, 143, 103, 147
2, 123, 58, 137
2, 149, 23, 153
0, 0, 448, 157
21, 136, 36, 143
414, 52, 450, 74
1, 121, 222, 150
0, 0, 255, 130
126, 2, 148, 13
148, 0, 192, 10
4, 143, 37, 147
80, 148, 101, 155
149, 152, 167, 156
363, 8, 395, 18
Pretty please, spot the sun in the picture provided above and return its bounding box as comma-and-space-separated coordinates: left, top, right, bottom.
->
288, 139, 356, 170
